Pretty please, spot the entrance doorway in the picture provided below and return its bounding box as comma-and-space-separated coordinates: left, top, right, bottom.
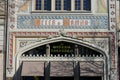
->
80, 76, 102, 80
20, 41, 104, 80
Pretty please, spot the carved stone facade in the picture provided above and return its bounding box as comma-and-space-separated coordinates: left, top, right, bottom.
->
0, 1, 5, 80
5, 0, 118, 80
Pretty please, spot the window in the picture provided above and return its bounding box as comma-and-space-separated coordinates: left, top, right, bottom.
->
35, 0, 51, 10
36, 0, 41, 10
75, 0, 81, 10
75, 0, 91, 10
55, 0, 71, 10
55, 0, 61, 10
64, 0, 71, 10
35, 0, 91, 11
83, 0, 91, 10
44, 0, 51, 10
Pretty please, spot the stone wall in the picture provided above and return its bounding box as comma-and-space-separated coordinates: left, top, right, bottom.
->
0, 1, 5, 80
0, 0, 5, 51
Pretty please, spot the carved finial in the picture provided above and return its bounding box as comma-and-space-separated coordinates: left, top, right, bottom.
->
58, 29, 66, 36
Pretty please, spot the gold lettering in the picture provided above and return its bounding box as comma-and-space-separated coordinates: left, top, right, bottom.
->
63, 18, 70, 26
34, 19, 40, 26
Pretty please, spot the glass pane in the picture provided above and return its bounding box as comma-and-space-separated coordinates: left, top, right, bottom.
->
36, 0, 41, 10
22, 45, 46, 56
44, 0, 51, 10
55, 0, 61, 10
50, 41, 75, 57
84, 0, 91, 10
75, 0, 81, 10
64, 0, 71, 10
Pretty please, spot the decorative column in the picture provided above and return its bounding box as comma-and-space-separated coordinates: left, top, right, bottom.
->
45, 61, 50, 80
61, 0, 64, 10
71, 0, 75, 11
109, 0, 118, 80
74, 61, 79, 80
75, 45, 79, 57
42, 0, 44, 10
45, 44, 50, 80
46, 44, 50, 57
74, 45, 79, 80
51, 0, 55, 11
81, 0, 84, 10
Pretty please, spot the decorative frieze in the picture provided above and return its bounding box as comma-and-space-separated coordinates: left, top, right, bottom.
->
20, 55, 104, 61
17, 15, 108, 29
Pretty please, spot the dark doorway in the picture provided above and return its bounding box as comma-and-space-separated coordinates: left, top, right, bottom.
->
80, 76, 102, 80
22, 76, 44, 80
50, 77, 74, 80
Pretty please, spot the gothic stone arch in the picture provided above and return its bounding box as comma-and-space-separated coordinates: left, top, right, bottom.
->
15, 36, 109, 80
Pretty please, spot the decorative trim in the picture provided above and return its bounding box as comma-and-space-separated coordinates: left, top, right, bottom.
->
8, 0, 15, 29
109, 0, 116, 30
17, 15, 108, 29
8, 32, 115, 69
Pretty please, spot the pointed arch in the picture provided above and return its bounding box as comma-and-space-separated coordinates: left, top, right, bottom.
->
15, 36, 109, 80
16, 36, 108, 60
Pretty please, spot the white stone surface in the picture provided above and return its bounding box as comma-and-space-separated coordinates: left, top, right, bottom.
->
0, 54, 3, 80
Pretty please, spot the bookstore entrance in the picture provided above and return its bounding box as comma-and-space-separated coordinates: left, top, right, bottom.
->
19, 41, 105, 80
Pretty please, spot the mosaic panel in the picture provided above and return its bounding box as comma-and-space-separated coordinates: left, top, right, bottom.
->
17, 15, 108, 29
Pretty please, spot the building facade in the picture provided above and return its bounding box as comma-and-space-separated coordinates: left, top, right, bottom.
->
0, 0, 5, 80
5, 0, 118, 80
116, 0, 120, 80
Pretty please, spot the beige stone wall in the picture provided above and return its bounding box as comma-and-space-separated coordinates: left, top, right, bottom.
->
0, 0, 5, 50
0, 1, 5, 80
116, 1, 120, 31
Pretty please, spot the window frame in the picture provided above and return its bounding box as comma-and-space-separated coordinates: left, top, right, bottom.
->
32, 0, 92, 13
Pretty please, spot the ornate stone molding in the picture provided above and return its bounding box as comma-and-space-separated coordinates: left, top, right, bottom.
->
8, 32, 115, 69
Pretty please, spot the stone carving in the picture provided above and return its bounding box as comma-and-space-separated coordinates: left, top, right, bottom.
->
8, 32, 115, 69
58, 29, 66, 36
